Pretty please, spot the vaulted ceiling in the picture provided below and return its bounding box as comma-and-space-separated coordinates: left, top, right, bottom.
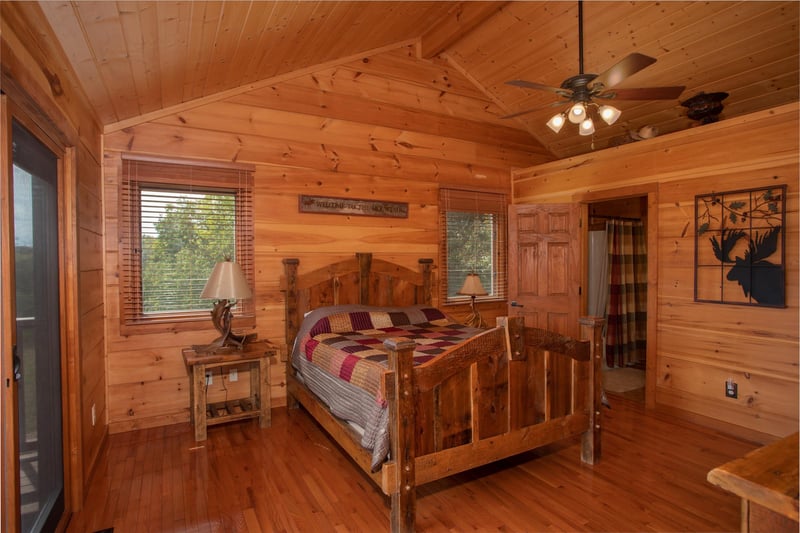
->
21, 1, 800, 159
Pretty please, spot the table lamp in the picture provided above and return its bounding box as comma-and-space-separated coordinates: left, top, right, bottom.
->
458, 273, 488, 328
198, 259, 253, 352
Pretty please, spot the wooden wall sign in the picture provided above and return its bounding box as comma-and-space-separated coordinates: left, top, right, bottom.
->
695, 185, 786, 307
299, 195, 408, 218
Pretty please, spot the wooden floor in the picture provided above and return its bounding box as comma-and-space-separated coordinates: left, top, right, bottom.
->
67, 395, 758, 532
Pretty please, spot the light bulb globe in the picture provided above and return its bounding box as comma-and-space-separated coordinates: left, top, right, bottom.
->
579, 117, 595, 136
599, 105, 622, 125
546, 113, 566, 133
568, 102, 586, 124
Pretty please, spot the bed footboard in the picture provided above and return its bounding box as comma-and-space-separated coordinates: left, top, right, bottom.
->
281, 254, 603, 532
383, 316, 604, 533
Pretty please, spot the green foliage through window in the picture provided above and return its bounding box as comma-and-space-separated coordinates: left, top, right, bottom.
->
445, 212, 497, 298
140, 189, 236, 313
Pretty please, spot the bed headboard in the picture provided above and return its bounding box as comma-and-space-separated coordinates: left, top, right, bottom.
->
281, 253, 434, 348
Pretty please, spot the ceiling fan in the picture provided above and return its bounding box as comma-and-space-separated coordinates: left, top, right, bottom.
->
502, 0, 685, 135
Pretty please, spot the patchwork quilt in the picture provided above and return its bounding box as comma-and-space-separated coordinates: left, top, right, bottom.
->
298, 307, 481, 404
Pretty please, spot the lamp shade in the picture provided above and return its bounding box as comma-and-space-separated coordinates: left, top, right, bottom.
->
458, 273, 488, 297
201, 260, 252, 300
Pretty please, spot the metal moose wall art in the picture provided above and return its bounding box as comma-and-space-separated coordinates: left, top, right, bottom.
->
695, 185, 786, 307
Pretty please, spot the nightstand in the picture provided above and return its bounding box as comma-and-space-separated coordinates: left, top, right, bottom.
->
182, 340, 278, 441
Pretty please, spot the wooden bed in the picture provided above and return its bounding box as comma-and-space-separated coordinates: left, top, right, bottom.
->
282, 253, 603, 532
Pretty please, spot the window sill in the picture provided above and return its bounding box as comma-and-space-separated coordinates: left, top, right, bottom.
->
442, 298, 506, 307
120, 314, 256, 336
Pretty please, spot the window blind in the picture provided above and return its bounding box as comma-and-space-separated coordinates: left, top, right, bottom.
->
120, 156, 254, 331
439, 188, 508, 304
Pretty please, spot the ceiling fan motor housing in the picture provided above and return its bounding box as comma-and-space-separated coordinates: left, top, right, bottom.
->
562, 73, 599, 101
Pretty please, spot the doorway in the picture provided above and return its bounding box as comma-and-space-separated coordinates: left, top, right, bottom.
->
10, 119, 65, 532
587, 196, 648, 403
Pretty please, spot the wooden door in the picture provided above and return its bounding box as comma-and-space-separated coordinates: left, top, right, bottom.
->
508, 204, 581, 338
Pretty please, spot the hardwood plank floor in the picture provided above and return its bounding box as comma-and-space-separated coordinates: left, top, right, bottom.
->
67, 396, 758, 532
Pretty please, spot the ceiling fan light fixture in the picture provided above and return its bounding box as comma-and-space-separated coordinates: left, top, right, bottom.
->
546, 113, 566, 133
599, 104, 621, 125
568, 102, 586, 123
579, 117, 595, 136
508, 1, 676, 138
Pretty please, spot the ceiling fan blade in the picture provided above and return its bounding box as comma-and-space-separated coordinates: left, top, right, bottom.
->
501, 107, 544, 119
599, 86, 686, 100
506, 79, 571, 97
501, 99, 571, 119
590, 53, 657, 90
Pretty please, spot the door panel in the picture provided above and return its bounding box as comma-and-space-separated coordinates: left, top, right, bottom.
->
508, 204, 581, 337
10, 119, 64, 532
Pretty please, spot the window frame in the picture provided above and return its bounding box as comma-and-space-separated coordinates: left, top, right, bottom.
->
118, 155, 255, 335
439, 188, 508, 306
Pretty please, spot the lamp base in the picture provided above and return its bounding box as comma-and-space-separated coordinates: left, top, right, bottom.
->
463, 295, 485, 328
192, 332, 257, 355
193, 299, 257, 354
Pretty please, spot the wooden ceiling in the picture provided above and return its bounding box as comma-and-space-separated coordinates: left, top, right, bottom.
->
26, 1, 800, 158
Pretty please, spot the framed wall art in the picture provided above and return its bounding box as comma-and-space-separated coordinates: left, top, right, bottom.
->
695, 185, 786, 307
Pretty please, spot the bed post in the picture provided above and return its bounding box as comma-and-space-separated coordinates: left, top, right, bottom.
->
357, 252, 372, 304
282, 259, 300, 346
282, 258, 300, 408
579, 316, 604, 464
384, 337, 417, 533
418, 258, 433, 305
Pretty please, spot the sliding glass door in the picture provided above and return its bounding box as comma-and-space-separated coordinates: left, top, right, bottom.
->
11, 119, 64, 532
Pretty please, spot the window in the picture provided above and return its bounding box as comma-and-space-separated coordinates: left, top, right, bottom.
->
439, 188, 507, 303
120, 156, 254, 332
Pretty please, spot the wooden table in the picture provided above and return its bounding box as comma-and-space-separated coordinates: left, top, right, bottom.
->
182, 340, 278, 441
707, 432, 798, 533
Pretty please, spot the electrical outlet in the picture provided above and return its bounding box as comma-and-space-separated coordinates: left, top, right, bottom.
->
205, 370, 213, 386
229, 368, 238, 382
725, 379, 738, 399
91, 403, 96, 426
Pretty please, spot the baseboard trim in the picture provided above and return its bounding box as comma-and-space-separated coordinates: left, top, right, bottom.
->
653, 403, 777, 446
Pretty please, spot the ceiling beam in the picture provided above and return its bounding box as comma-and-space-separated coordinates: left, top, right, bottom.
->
418, 1, 507, 60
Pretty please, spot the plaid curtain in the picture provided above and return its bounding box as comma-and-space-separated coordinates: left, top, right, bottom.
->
605, 220, 647, 368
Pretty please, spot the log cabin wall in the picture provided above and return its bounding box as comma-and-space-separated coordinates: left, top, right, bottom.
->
102, 44, 551, 433
1, 2, 105, 510
513, 103, 799, 441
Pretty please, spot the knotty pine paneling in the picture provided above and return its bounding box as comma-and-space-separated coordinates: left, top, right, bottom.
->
102, 46, 542, 433
512, 103, 799, 441
107, 121, 514, 186
367, 46, 488, 99
40, 2, 469, 125
657, 354, 798, 434
75, 142, 107, 507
